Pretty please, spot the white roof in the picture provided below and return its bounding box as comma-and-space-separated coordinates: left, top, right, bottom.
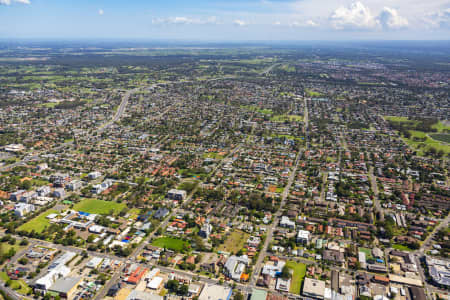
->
199, 284, 232, 300
297, 230, 310, 239
46, 213, 58, 219
87, 257, 103, 268
147, 276, 164, 289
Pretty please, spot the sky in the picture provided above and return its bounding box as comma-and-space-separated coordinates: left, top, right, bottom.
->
1, 0, 449, 40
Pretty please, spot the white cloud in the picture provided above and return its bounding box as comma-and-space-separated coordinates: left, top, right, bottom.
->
423, 8, 450, 29
233, 19, 248, 26
98, 9, 104, 16
152, 16, 219, 25
330, 2, 378, 30
306, 20, 319, 27
329, 2, 409, 31
290, 20, 319, 27
0, 0, 30, 5
378, 7, 408, 29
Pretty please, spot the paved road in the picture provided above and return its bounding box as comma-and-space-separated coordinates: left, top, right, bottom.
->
418, 213, 450, 254
369, 166, 383, 221
250, 147, 302, 287
260, 63, 281, 76
99, 87, 140, 132
0, 282, 22, 300
250, 96, 308, 287
95, 143, 243, 300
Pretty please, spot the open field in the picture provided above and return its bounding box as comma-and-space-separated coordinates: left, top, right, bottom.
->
0, 241, 24, 257
73, 198, 126, 215
285, 261, 307, 294
270, 133, 304, 141
0, 272, 31, 295
152, 237, 189, 252
392, 244, 413, 251
405, 130, 450, 155
127, 208, 141, 220
280, 64, 296, 72
359, 247, 374, 260
17, 209, 58, 233
384, 116, 414, 123
305, 89, 323, 97
430, 133, 450, 143
202, 152, 225, 159
218, 230, 250, 254
270, 114, 303, 122
385, 116, 450, 155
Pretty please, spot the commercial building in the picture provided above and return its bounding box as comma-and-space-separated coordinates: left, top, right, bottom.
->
224, 255, 249, 281
48, 277, 82, 299
426, 256, 450, 287
147, 276, 164, 290
303, 278, 326, 299
198, 284, 232, 300
167, 189, 187, 201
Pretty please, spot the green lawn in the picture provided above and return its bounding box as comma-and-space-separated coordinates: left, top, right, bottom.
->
270, 114, 303, 122
359, 247, 374, 260
430, 133, 450, 144
73, 198, 126, 215
280, 64, 296, 72
17, 209, 58, 233
258, 108, 273, 115
384, 116, 414, 123
128, 208, 141, 219
152, 237, 189, 252
0, 241, 24, 257
0, 272, 31, 295
404, 130, 450, 155
385, 116, 450, 155
218, 230, 250, 254
432, 121, 450, 133
392, 244, 413, 251
305, 89, 323, 97
270, 133, 303, 141
285, 261, 306, 294
202, 152, 224, 159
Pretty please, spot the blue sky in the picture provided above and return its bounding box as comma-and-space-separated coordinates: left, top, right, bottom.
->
1, 0, 449, 40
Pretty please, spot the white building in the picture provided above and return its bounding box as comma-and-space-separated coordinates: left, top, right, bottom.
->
14, 203, 35, 217
53, 188, 65, 198
224, 255, 249, 281
280, 216, 296, 229
88, 171, 102, 180
167, 189, 187, 201
297, 230, 311, 244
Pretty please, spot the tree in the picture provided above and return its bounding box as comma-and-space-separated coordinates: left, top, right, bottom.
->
166, 279, 179, 293
18, 257, 28, 265
178, 284, 189, 295
87, 235, 96, 243
233, 291, 244, 300
280, 265, 292, 279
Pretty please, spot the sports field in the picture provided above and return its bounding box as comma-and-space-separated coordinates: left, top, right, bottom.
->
152, 237, 189, 252
73, 198, 126, 215
17, 209, 58, 233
